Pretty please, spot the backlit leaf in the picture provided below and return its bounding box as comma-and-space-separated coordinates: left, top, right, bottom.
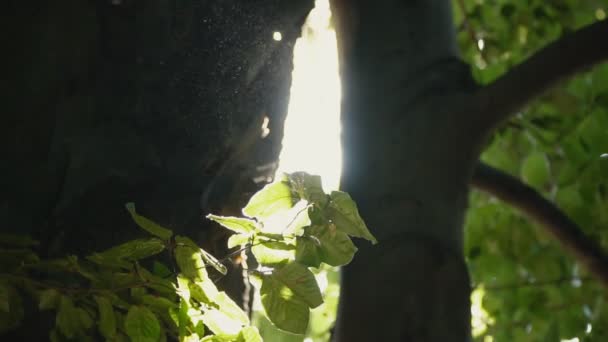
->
259, 274, 310, 334
288, 172, 328, 206
260, 200, 311, 235
271, 262, 323, 309
174, 236, 207, 281
237, 326, 263, 342
242, 175, 298, 219
201, 308, 243, 336
206, 215, 257, 234
189, 278, 219, 304
327, 191, 377, 243
295, 236, 322, 268
301, 224, 357, 267
252, 241, 295, 266
214, 292, 249, 326
227, 234, 252, 249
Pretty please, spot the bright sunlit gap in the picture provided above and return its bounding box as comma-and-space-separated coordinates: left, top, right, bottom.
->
253, 1, 342, 339
274, 0, 342, 192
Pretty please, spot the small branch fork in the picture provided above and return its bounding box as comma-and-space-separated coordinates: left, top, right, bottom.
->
467, 19, 608, 286
471, 163, 608, 287
470, 19, 608, 135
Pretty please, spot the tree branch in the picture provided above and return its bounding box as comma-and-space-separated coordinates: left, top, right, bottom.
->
472, 19, 608, 135
471, 162, 608, 287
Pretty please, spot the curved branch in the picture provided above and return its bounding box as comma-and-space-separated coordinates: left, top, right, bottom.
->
472, 19, 608, 135
471, 162, 608, 287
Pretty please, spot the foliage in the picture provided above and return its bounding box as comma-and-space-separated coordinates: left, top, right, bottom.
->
208, 172, 376, 335
0, 172, 375, 341
455, 0, 608, 341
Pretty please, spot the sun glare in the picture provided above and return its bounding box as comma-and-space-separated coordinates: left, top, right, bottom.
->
275, 0, 342, 192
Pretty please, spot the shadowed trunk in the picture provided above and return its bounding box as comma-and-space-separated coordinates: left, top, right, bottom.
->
331, 1, 477, 340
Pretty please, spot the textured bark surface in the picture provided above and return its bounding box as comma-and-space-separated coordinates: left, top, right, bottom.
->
331, 1, 478, 340
335, 236, 471, 341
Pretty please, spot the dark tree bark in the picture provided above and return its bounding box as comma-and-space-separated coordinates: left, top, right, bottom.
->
329, 1, 608, 341
331, 1, 475, 340
1, 0, 313, 338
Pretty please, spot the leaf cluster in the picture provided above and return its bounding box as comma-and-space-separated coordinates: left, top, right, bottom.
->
0, 172, 375, 340
0, 204, 261, 342
207, 172, 376, 334
457, 1, 608, 340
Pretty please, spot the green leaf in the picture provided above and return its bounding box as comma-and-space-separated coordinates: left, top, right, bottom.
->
130, 287, 147, 300
174, 236, 208, 281
39, 289, 60, 311
152, 261, 172, 278
521, 151, 550, 188
177, 298, 190, 340
76, 308, 93, 330
288, 172, 328, 206
141, 295, 178, 312
237, 326, 263, 342
183, 333, 203, 342
135, 267, 176, 297
175, 275, 191, 301
125, 306, 161, 342
227, 234, 252, 249
295, 236, 322, 268
0, 283, 9, 313
206, 215, 258, 234
125, 203, 173, 240
88, 238, 165, 265
214, 292, 249, 326
191, 311, 207, 337
94, 296, 117, 339
260, 200, 311, 235
189, 278, 219, 304
259, 273, 310, 334
56, 296, 82, 338
271, 262, 323, 308
327, 191, 377, 244
242, 175, 298, 219
256, 262, 324, 333
308, 224, 357, 267
201, 307, 243, 336
252, 241, 296, 266
200, 334, 237, 342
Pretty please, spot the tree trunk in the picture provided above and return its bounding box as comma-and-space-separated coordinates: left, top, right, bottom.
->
331, 1, 478, 340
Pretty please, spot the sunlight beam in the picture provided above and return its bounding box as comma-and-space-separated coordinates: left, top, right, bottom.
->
275, 0, 342, 192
